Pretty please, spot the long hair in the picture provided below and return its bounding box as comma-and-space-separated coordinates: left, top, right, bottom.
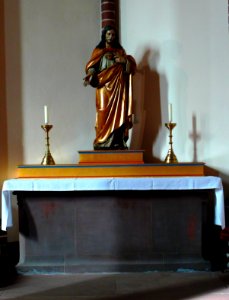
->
96, 25, 123, 49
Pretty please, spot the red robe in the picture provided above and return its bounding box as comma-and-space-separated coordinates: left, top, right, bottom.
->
85, 47, 136, 148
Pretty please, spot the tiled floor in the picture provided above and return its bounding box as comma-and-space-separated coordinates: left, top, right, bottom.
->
0, 270, 229, 300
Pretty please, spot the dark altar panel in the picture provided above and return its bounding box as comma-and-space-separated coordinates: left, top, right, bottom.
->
16, 190, 216, 273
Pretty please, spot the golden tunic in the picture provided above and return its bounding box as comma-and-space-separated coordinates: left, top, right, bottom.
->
85, 47, 136, 149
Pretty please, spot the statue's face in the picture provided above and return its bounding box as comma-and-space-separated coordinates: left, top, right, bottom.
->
105, 29, 116, 45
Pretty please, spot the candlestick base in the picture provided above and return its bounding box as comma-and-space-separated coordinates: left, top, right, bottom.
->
164, 148, 178, 164
41, 152, 55, 165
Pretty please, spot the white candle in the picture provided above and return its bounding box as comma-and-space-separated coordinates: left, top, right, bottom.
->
44, 105, 48, 124
168, 103, 172, 123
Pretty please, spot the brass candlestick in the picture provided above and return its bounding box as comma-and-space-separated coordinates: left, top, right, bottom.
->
41, 124, 55, 165
164, 122, 178, 163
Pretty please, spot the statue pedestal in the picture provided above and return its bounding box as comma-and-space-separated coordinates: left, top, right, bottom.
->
78, 150, 144, 165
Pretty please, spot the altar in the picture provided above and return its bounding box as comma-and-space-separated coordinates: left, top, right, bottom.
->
1, 176, 225, 273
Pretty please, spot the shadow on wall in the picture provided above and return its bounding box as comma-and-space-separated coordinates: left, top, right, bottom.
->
3, 0, 23, 178
131, 48, 167, 163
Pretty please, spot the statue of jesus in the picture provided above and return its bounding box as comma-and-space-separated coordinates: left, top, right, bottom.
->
84, 25, 136, 150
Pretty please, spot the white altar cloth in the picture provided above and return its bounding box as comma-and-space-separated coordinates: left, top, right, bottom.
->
1, 176, 225, 231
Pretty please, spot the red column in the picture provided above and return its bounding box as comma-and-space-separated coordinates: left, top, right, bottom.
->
101, 0, 118, 29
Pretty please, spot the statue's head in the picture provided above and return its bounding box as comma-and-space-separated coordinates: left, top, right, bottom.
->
99, 25, 121, 48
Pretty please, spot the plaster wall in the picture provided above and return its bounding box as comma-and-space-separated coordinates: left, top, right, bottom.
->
120, 0, 229, 181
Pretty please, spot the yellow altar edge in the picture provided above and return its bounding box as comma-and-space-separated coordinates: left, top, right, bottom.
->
16, 163, 206, 178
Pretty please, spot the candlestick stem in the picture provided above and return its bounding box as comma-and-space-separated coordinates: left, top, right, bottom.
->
41, 124, 55, 165
164, 122, 178, 163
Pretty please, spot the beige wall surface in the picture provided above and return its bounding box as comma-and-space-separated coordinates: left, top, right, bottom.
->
121, 0, 229, 187
4, 0, 100, 176
2, 0, 229, 240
